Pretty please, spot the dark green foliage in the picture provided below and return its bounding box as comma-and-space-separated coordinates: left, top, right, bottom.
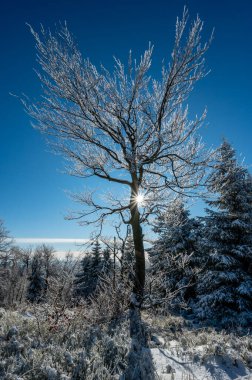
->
194, 141, 252, 324
102, 247, 113, 274
121, 229, 135, 285
149, 199, 202, 305
73, 240, 113, 300
27, 253, 47, 303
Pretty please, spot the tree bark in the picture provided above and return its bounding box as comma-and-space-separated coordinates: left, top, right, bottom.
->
130, 182, 145, 300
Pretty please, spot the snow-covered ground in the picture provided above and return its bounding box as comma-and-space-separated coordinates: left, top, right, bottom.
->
144, 312, 252, 380
150, 345, 251, 379
0, 307, 251, 379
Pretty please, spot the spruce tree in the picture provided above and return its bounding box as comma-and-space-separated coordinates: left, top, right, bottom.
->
27, 253, 47, 303
73, 254, 92, 300
73, 240, 103, 300
195, 141, 252, 325
149, 199, 201, 306
121, 229, 135, 285
102, 247, 112, 274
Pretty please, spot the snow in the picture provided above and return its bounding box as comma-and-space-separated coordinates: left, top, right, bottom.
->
150, 347, 252, 380
151, 335, 166, 346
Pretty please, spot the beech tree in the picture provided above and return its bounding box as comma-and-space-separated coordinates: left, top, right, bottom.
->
24, 9, 212, 300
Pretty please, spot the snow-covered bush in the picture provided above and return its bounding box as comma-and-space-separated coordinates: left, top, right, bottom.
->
0, 305, 131, 379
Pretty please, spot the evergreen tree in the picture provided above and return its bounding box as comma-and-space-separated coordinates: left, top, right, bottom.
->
121, 228, 135, 285
27, 252, 47, 303
73, 240, 103, 300
102, 247, 113, 274
195, 141, 252, 325
149, 199, 202, 306
73, 254, 92, 300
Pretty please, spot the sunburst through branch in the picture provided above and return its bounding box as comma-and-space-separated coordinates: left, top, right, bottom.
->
135, 193, 145, 206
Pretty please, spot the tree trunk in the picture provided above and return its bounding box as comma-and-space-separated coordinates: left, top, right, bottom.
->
130, 183, 145, 300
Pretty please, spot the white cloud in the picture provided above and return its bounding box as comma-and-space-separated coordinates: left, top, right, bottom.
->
53, 250, 84, 258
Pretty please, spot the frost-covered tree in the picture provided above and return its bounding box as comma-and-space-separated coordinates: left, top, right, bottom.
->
73, 254, 91, 300
27, 251, 47, 303
73, 240, 103, 300
0, 219, 12, 267
195, 141, 252, 324
0, 220, 14, 305
149, 198, 202, 306
34, 244, 55, 292
24, 9, 213, 299
102, 247, 113, 274
121, 228, 135, 285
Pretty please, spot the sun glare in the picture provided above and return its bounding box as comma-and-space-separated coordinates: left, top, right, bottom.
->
135, 193, 145, 205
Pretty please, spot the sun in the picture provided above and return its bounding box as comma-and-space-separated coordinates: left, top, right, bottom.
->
135, 193, 145, 205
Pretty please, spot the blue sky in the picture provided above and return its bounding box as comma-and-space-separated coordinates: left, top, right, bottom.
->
1, 0, 252, 250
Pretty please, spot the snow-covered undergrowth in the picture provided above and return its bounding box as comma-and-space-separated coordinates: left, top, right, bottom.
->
0, 306, 131, 379
0, 306, 251, 379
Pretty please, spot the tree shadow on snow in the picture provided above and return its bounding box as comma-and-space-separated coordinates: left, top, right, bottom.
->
155, 308, 251, 379
122, 307, 156, 380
